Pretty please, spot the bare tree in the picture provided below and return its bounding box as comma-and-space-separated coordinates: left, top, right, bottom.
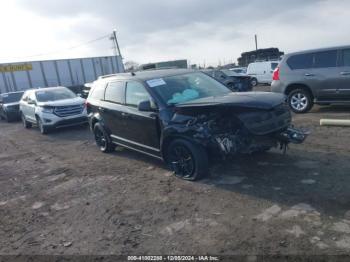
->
124, 61, 139, 72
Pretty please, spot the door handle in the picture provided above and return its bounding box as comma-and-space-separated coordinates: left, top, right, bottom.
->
340, 71, 350, 76
305, 73, 314, 77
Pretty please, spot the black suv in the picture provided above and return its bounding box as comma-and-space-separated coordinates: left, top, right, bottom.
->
87, 69, 307, 180
202, 69, 252, 92
0, 91, 24, 122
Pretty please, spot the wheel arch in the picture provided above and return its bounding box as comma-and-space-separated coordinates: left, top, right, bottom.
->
285, 83, 314, 100
161, 134, 205, 163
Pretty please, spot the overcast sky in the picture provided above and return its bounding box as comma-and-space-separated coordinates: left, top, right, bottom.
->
0, 0, 349, 66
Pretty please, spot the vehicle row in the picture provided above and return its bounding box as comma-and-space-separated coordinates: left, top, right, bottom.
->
0, 69, 308, 181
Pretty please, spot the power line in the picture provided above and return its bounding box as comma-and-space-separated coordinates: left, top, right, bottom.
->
0, 33, 111, 61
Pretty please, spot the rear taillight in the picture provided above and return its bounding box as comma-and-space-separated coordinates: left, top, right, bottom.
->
272, 67, 280, 81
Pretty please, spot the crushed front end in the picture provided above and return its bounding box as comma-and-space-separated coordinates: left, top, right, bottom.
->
169, 102, 308, 157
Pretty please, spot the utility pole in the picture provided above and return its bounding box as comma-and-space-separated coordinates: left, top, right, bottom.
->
255, 34, 258, 51
111, 29, 122, 58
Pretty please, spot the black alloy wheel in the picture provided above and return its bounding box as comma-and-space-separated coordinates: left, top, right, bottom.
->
93, 123, 115, 153
167, 139, 208, 181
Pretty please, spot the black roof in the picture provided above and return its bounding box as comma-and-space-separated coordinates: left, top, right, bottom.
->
102, 69, 196, 82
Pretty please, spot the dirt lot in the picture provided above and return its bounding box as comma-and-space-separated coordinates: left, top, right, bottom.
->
0, 89, 350, 257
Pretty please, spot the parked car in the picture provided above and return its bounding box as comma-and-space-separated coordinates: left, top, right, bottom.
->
19, 86, 88, 134
86, 69, 307, 181
247, 61, 279, 86
271, 46, 350, 113
202, 69, 252, 92
0, 91, 24, 122
229, 67, 247, 74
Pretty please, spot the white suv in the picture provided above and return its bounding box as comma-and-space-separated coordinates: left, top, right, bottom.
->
20, 86, 87, 134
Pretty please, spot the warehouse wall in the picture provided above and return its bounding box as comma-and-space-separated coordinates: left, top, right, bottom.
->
0, 56, 124, 94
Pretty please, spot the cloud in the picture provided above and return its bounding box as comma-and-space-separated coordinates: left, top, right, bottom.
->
1, 0, 350, 66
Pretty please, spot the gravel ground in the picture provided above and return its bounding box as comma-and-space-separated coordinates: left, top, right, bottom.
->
0, 88, 350, 257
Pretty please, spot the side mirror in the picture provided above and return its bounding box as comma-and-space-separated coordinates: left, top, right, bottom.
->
138, 100, 155, 112
137, 100, 158, 112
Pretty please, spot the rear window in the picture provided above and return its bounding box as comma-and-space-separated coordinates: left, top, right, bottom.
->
341, 49, 350, 67
104, 81, 125, 104
313, 50, 337, 68
287, 54, 313, 70
271, 63, 278, 70
90, 83, 106, 100
1, 92, 24, 103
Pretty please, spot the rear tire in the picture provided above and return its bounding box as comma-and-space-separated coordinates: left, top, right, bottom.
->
21, 113, 32, 129
93, 122, 115, 153
166, 139, 208, 181
251, 78, 258, 87
287, 88, 313, 113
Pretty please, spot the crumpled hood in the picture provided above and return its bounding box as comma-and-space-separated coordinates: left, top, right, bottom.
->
175, 92, 286, 110
37, 97, 85, 107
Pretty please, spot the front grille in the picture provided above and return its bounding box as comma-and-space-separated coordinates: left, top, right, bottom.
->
238, 104, 291, 135
54, 105, 84, 117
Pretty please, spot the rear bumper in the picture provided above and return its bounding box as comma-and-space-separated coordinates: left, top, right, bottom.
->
4, 111, 21, 121
271, 80, 286, 94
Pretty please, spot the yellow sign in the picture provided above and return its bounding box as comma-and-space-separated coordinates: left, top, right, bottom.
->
0, 63, 33, 73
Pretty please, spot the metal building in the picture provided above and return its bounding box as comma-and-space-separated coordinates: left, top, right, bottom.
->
238, 48, 284, 67
0, 55, 124, 94
139, 59, 188, 70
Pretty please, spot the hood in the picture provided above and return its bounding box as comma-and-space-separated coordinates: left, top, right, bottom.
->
175, 92, 286, 110
37, 97, 85, 107
3, 102, 20, 107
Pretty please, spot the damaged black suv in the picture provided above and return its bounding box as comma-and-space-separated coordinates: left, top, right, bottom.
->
87, 69, 307, 180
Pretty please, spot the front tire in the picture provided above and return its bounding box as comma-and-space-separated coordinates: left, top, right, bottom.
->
166, 139, 208, 181
288, 89, 313, 113
21, 113, 32, 129
37, 116, 49, 134
93, 123, 115, 153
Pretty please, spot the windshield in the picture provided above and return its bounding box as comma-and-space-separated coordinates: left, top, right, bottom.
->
35, 88, 76, 102
148, 72, 230, 105
1, 92, 24, 103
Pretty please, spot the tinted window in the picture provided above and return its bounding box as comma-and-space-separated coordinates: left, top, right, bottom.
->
287, 54, 313, 70
314, 50, 337, 68
126, 81, 149, 107
341, 49, 350, 67
105, 81, 125, 103
90, 83, 106, 100
1, 92, 24, 103
271, 63, 278, 70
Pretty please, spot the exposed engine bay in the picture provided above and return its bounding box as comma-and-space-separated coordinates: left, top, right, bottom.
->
169, 103, 308, 156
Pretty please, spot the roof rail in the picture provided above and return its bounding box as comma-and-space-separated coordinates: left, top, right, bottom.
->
98, 74, 119, 80
139, 66, 179, 71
